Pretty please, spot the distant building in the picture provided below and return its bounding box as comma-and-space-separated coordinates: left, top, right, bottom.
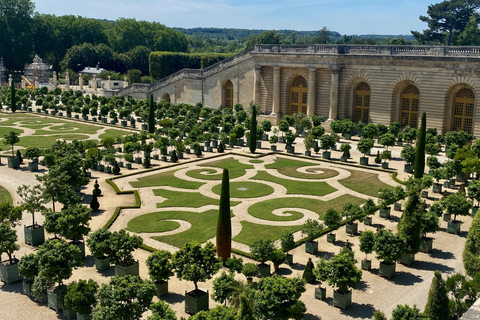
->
80, 66, 105, 77
23, 55, 52, 84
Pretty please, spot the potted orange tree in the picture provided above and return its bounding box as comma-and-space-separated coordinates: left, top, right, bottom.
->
146, 250, 173, 297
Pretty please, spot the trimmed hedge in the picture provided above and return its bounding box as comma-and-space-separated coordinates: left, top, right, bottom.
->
149, 52, 232, 80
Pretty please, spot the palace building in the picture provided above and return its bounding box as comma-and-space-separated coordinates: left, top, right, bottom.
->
116, 44, 480, 136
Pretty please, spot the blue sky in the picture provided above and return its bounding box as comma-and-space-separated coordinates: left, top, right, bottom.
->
33, 0, 435, 35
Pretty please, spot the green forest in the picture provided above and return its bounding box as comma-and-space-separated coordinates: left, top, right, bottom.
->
1, 0, 480, 83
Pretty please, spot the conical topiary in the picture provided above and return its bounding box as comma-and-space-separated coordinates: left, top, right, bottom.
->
217, 142, 224, 153
16, 149, 23, 163
195, 147, 202, 158
92, 180, 102, 196
11, 80, 16, 113
249, 104, 257, 153
90, 195, 100, 211
148, 94, 155, 134
414, 112, 426, 179
424, 270, 450, 320
171, 150, 178, 163
302, 258, 316, 284
143, 157, 151, 168
216, 169, 231, 262
112, 161, 120, 175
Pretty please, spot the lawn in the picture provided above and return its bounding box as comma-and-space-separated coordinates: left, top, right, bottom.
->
186, 158, 253, 180
17, 134, 91, 148
127, 209, 221, 248
252, 171, 336, 196
99, 129, 130, 140
33, 122, 100, 135
211, 181, 274, 198
265, 157, 339, 179
339, 169, 395, 197
247, 194, 365, 221
233, 221, 304, 246
154, 189, 240, 208
130, 170, 204, 189
0, 185, 12, 204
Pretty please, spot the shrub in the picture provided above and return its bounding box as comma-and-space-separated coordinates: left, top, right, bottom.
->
64, 279, 99, 315
302, 258, 316, 284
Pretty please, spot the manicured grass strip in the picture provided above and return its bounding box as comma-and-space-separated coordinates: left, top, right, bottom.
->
186, 157, 253, 180
99, 129, 130, 140
139, 209, 219, 248
339, 169, 395, 197
33, 122, 100, 135
16, 135, 90, 148
249, 159, 264, 163
233, 221, 303, 246
252, 171, 336, 196
211, 181, 274, 198
127, 218, 180, 233
392, 172, 407, 185
154, 189, 240, 208
0, 127, 24, 138
248, 194, 365, 221
130, 169, 204, 189
265, 157, 339, 179
103, 179, 141, 229
0, 185, 13, 204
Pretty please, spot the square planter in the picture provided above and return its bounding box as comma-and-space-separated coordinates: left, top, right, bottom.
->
178, 152, 184, 159
379, 207, 391, 219
341, 156, 348, 162
141, 124, 148, 130
23, 279, 33, 297
28, 161, 38, 171
115, 262, 139, 277
270, 145, 277, 151
278, 136, 285, 143
77, 313, 92, 320
361, 259, 372, 271
185, 289, 209, 315
97, 164, 105, 172
327, 233, 336, 243
51, 111, 57, 116
135, 157, 142, 164
343, 133, 352, 140
36, 108, 41, 113
447, 220, 461, 234
0, 259, 22, 284
346, 222, 358, 235
379, 261, 396, 279
404, 164, 414, 173
48, 285, 67, 312
126, 163, 132, 169
381, 162, 389, 169
364, 216, 373, 226
82, 116, 88, 121
360, 157, 369, 165
70, 241, 85, 260
322, 151, 331, 160
421, 190, 428, 198
161, 155, 167, 162
333, 290, 352, 310
262, 134, 269, 141
285, 253, 293, 265
104, 166, 112, 174
420, 237, 433, 253
94, 257, 110, 271
24, 224, 45, 246
305, 241, 318, 254
207, 146, 213, 152
314, 287, 327, 301
399, 253, 415, 266
101, 118, 107, 123
287, 146, 295, 154
153, 154, 159, 160
394, 202, 402, 211
449, 179, 456, 188
155, 280, 168, 297
256, 141, 262, 149
433, 183, 442, 193
257, 263, 271, 278
121, 120, 127, 127
236, 139, 244, 146
305, 150, 311, 156
92, 117, 97, 122
63, 309, 76, 320
443, 213, 451, 222
8, 157, 20, 168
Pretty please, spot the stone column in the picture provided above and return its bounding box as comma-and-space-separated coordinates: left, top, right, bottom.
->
8, 74, 12, 87
107, 76, 112, 90
123, 76, 128, 88
21, 78, 25, 89
93, 75, 97, 91
307, 67, 316, 117
34, 77, 39, 89
49, 80, 53, 91
52, 71, 57, 87
65, 72, 70, 90
253, 66, 261, 105
78, 73, 83, 91
271, 66, 281, 115
328, 66, 341, 121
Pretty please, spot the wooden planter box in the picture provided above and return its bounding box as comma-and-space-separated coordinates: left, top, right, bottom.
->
126, 163, 132, 169
340, 156, 348, 162
314, 287, 326, 301
333, 290, 352, 310
381, 162, 389, 169
97, 164, 105, 171
115, 262, 139, 277
141, 124, 148, 130
8, 157, 20, 168
262, 133, 269, 141
433, 183, 442, 193
360, 157, 368, 165
62, 309, 76, 319
0, 259, 22, 284
94, 257, 110, 271
23, 279, 33, 297
394, 202, 402, 211
257, 263, 271, 278
285, 253, 293, 265
346, 222, 358, 235
256, 141, 262, 149
421, 190, 428, 198
322, 151, 331, 160
404, 164, 414, 173
28, 161, 38, 171
443, 213, 451, 222
287, 146, 295, 154
379, 207, 391, 219
364, 216, 373, 226
420, 237, 433, 253
77, 313, 92, 320
305, 241, 318, 254
361, 259, 372, 271
327, 233, 336, 243
399, 253, 415, 266
121, 120, 127, 127
379, 261, 396, 279
305, 150, 311, 156
135, 157, 142, 164
155, 280, 168, 297
24, 224, 45, 246
48, 285, 67, 311
271, 145, 277, 151
70, 241, 85, 260
447, 220, 461, 235
185, 289, 209, 315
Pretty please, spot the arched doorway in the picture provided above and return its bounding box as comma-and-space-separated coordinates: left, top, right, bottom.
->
289, 76, 308, 115
162, 93, 170, 103
353, 82, 370, 123
400, 85, 420, 128
225, 80, 233, 108
452, 88, 475, 134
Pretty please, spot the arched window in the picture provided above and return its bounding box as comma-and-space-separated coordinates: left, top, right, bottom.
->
400, 85, 420, 128
289, 76, 307, 115
452, 88, 475, 134
225, 80, 233, 108
353, 82, 370, 123
162, 93, 170, 103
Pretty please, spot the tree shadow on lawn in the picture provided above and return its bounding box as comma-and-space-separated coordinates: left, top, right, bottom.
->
341, 302, 375, 319
429, 248, 455, 260
408, 259, 454, 273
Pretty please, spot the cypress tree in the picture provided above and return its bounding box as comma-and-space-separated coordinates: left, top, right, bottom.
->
397, 183, 422, 256
302, 258, 316, 284
216, 168, 231, 262
249, 105, 257, 153
11, 80, 16, 113
424, 270, 450, 320
170, 150, 178, 163
16, 149, 23, 163
414, 112, 426, 179
148, 94, 155, 133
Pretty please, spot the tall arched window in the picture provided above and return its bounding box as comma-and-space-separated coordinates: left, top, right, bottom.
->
452, 88, 475, 134
162, 93, 170, 103
289, 76, 307, 115
353, 82, 370, 123
400, 85, 420, 128
225, 80, 233, 108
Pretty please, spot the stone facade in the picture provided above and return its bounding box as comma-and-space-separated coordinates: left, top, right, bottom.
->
116, 44, 480, 135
